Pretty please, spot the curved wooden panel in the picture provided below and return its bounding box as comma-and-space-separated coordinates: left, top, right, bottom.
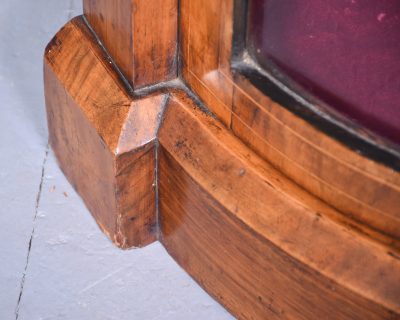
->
158, 92, 400, 319
232, 75, 400, 247
44, 8, 400, 320
180, 0, 400, 247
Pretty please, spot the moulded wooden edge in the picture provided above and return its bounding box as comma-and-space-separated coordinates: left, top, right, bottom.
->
44, 15, 400, 319
158, 91, 400, 319
179, 0, 400, 247
231, 75, 400, 245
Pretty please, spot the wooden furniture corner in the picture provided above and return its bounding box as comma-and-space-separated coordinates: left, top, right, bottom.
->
44, 1, 400, 319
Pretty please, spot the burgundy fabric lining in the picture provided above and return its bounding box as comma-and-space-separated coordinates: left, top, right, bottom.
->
248, 0, 400, 145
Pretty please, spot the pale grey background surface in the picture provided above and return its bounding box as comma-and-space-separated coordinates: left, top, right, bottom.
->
0, 1, 233, 319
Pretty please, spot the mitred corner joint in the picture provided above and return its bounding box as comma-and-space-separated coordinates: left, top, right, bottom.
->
44, 16, 167, 248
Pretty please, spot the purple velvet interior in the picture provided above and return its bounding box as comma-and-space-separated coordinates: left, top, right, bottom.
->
248, 0, 400, 145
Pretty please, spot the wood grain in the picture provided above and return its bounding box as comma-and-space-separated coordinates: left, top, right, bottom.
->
158, 92, 400, 319
84, 0, 177, 88
45, 63, 118, 240
180, 0, 400, 248
180, 0, 233, 126
44, 4, 400, 319
115, 144, 156, 247
44, 16, 166, 248
232, 75, 400, 247
83, 0, 133, 84
131, 0, 177, 88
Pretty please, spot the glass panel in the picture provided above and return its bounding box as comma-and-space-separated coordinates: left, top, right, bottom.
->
247, 0, 400, 145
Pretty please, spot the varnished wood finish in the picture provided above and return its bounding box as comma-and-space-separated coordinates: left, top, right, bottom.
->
131, 0, 177, 87
159, 92, 400, 319
43, 2, 400, 319
83, 0, 133, 84
84, 0, 177, 88
180, 0, 234, 126
232, 75, 400, 247
44, 17, 166, 248
180, 0, 400, 248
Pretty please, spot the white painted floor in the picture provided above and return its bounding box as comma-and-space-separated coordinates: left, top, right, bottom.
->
0, 1, 233, 319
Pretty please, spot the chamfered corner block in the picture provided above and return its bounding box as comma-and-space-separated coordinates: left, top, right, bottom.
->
44, 16, 166, 248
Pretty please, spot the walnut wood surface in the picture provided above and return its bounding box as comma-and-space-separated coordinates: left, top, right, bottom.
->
43, 3, 400, 319
83, 0, 133, 84
232, 75, 400, 247
84, 0, 177, 88
180, 0, 400, 248
180, 0, 234, 126
44, 17, 165, 247
159, 92, 400, 319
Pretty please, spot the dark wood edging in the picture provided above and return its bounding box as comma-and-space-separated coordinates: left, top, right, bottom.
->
231, 0, 400, 171
180, 0, 400, 247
